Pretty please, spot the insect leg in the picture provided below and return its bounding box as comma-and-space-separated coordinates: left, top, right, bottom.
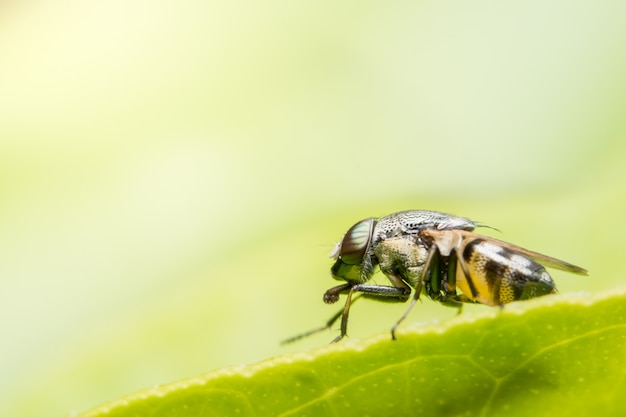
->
350, 284, 412, 300
280, 295, 363, 345
332, 287, 356, 343
323, 282, 354, 304
331, 283, 412, 343
438, 250, 464, 312
390, 244, 439, 340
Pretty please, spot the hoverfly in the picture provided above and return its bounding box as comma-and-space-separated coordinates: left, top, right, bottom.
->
284, 210, 587, 344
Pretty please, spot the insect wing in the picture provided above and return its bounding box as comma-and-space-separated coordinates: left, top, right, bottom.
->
419, 228, 586, 306
453, 231, 588, 276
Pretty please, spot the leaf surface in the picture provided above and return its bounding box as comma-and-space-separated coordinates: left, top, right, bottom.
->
79, 290, 626, 417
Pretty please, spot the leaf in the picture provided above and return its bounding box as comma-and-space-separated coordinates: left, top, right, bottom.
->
78, 290, 626, 417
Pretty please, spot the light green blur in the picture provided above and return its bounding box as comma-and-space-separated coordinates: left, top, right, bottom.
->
0, 1, 625, 416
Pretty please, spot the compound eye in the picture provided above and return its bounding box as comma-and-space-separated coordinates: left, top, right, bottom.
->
337, 218, 376, 265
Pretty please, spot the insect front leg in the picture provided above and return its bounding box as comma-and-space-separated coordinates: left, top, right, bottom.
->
330, 282, 412, 343
280, 295, 364, 345
323, 283, 354, 304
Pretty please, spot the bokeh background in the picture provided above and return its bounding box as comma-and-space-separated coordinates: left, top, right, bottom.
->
1, 1, 625, 416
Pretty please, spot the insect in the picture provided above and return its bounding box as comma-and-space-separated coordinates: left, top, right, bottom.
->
284, 210, 588, 344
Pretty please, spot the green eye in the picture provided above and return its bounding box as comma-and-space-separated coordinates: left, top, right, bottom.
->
338, 218, 375, 265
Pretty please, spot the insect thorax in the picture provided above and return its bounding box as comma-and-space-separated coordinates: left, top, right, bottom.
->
373, 236, 429, 288
372, 210, 476, 243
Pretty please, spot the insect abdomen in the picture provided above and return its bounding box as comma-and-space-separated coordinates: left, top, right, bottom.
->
456, 238, 556, 305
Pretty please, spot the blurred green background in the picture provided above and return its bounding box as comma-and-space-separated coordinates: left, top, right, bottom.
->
1, 1, 625, 416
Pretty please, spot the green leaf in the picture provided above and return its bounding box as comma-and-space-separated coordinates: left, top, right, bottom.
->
79, 290, 626, 417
